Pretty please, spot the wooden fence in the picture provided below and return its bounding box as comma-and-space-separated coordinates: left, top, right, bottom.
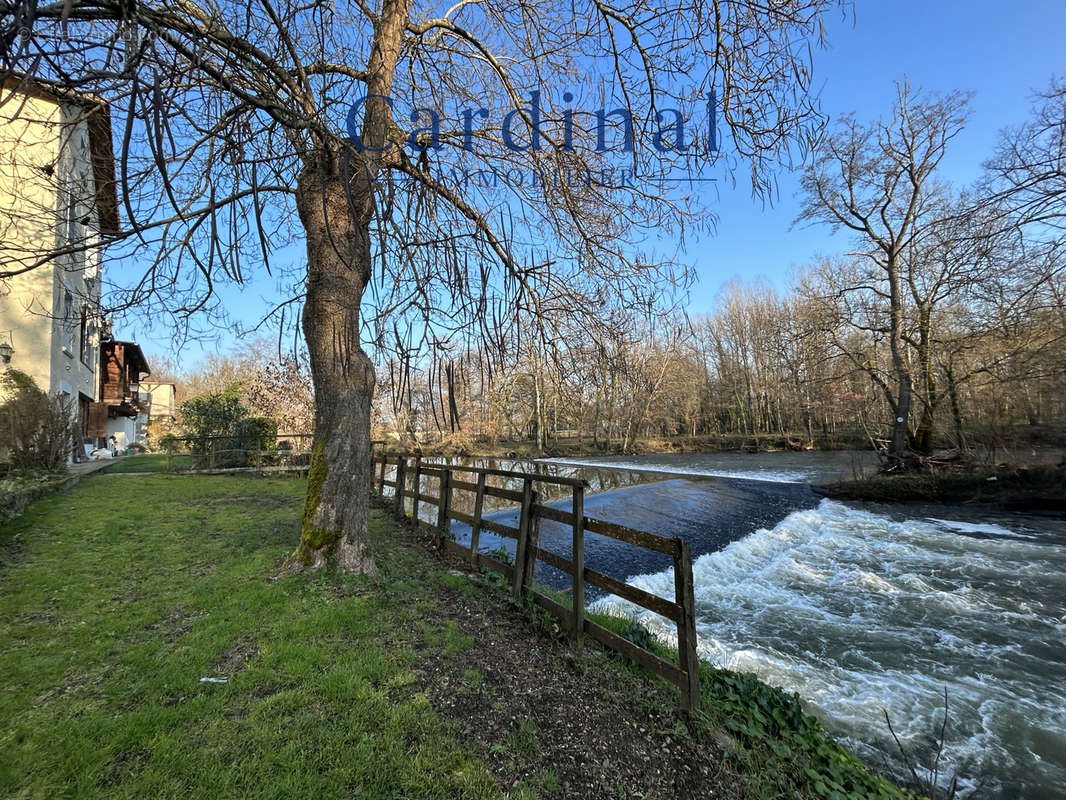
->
372, 452, 701, 715
162, 434, 313, 473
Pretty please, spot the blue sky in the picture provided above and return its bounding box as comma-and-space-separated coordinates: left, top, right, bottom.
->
119, 0, 1066, 367
685, 0, 1066, 310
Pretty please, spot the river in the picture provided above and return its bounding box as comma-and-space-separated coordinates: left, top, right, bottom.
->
409, 452, 1066, 798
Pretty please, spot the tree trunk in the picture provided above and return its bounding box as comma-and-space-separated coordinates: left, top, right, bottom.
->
530, 352, 547, 452
289, 154, 377, 573
887, 254, 912, 466
590, 383, 602, 449
912, 309, 938, 454
285, 0, 407, 572
945, 364, 967, 454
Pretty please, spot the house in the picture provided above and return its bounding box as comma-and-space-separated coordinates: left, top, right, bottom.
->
140, 380, 178, 447
142, 381, 177, 422
0, 75, 119, 456
95, 339, 152, 452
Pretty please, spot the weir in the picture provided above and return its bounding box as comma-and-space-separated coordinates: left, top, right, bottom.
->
386, 450, 1066, 798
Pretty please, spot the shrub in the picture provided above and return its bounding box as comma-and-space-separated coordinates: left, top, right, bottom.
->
181, 385, 247, 440
180, 387, 280, 468
236, 416, 277, 452
180, 385, 247, 467
0, 370, 76, 471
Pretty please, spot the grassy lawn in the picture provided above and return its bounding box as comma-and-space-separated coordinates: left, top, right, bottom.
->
0, 474, 500, 799
100, 453, 196, 473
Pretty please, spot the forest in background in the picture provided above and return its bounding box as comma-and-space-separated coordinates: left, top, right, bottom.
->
164, 250, 1064, 462
370, 270, 1064, 459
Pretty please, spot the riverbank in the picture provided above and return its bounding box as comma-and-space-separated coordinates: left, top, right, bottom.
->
388, 424, 1066, 462
819, 462, 1066, 511
402, 432, 865, 459
0, 472, 912, 799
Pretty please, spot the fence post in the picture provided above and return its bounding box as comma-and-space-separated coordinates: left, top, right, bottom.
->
469, 472, 486, 567
434, 468, 452, 550
512, 478, 534, 597
394, 457, 406, 514
674, 539, 700, 718
525, 489, 540, 591
571, 485, 585, 645
166, 447, 172, 473
412, 456, 422, 522
378, 456, 387, 495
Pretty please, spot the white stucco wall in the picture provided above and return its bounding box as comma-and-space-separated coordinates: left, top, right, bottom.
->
0, 88, 103, 404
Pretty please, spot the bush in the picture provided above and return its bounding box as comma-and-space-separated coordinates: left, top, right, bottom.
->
236, 416, 276, 452
0, 370, 76, 471
180, 385, 247, 468
180, 387, 279, 468
181, 385, 246, 441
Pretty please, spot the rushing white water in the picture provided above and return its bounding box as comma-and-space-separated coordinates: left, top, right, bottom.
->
590, 499, 1066, 798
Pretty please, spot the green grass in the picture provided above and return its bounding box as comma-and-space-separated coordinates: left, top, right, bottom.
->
100, 453, 197, 473
0, 474, 501, 799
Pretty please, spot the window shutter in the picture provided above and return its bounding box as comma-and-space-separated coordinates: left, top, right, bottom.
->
87, 402, 108, 437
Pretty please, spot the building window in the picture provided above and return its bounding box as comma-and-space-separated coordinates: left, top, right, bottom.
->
61, 289, 75, 354
66, 185, 79, 243
63, 175, 86, 270
79, 307, 96, 368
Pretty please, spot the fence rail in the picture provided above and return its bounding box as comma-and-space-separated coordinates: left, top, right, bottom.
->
163, 446, 314, 473
372, 452, 701, 715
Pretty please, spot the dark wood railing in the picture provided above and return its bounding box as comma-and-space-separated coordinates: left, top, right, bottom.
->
372, 452, 701, 715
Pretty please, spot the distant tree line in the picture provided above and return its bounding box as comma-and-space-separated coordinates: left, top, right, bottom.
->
372, 269, 1063, 458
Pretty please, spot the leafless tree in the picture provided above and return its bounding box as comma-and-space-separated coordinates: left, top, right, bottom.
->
985, 76, 1066, 236
798, 82, 970, 466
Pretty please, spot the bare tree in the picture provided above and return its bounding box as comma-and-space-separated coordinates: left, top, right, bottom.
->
985, 76, 1066, 236
3, 0, 842, 571
798, 82, 969, 466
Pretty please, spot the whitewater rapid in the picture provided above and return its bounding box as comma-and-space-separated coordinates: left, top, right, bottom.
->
590, 499, 1066, 798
